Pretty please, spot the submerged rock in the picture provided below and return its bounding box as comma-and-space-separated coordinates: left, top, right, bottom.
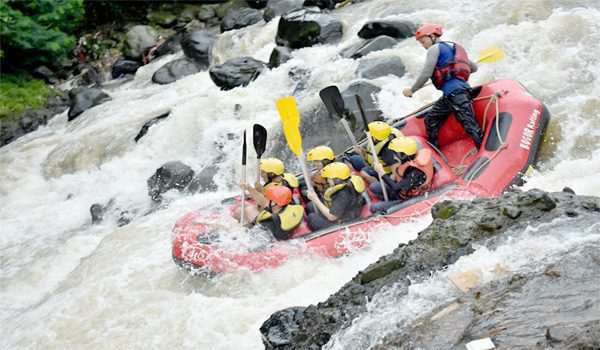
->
356, 56, 405, 79
260, 189, 600, 349
341, 35, 399, 59
269, 46, 293, 68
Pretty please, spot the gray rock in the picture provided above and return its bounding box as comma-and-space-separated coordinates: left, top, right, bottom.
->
357, 20, 416, 40
264, 0, 304, 22
275, 8, 343, 49
111, 59, 141, 78
303, 0, 340, 10
123, 25, 159, 60
209, 56, 267, 90
356, 56, 405, 79
341, 35, 399, 59
68, 87, 111, 121
260, 189, 600, 349
152, 58, 203, 85
147, 161, 196, 202
221, 7, 263, 32
181, 30, 217, 67
269, 46, 293, 68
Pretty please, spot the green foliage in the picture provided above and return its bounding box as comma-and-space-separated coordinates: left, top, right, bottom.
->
0, 0, 84, 69
0, 73, 54, 120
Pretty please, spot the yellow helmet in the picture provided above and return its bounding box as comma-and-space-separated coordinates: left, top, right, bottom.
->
368, 121, 392, 141
320, 162, 351, 180
307, 145, 335, 161
388, 137, 418, 156
260, 158, 285, 175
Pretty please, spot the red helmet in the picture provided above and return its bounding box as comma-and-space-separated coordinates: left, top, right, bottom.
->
264, 185, 292, 206
415, 23, 443, 40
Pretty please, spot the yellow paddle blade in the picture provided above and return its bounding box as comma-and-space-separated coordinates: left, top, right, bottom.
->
276, 96, 303, 156
477, 47, 505, 64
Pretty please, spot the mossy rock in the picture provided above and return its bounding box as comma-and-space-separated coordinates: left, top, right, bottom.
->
0, 73, 54, 121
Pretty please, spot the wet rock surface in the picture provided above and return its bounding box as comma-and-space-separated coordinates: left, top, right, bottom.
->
264, 0, 305, 22
181, 30, 217, 67
152, 58, 203, 85
209, 56, 267, 90
68, 87, 111, 121
220, 7, 263, 32
357, 20, 416, 40
260, 189, 600, 349
275, 8, 342, 49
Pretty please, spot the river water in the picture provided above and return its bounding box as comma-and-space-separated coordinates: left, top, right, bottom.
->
1, 0, 599, 349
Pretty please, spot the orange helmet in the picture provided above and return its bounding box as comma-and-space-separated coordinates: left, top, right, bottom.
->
415, 23, 443, 40
264, 185, 292, 206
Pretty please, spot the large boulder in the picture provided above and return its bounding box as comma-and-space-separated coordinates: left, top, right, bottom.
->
181, 30, 217, 67
209, 56, 267, 90
111, 59, 141, 78
356, 56, 405, 79
151, 33, 183, 59
147, 161, 196, 202
275, 8, 343, 49
67, 87, 111, 121
341, 35, 399, 59
357, 19, 416, 40
123, 25, 159, 60
264, 0, 304, 22
152, 58, 203, 85
221, 7, 263, 32
260, 189, 600, 349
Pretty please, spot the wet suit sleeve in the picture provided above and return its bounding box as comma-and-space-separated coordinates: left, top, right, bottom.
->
411, 44, 440, 93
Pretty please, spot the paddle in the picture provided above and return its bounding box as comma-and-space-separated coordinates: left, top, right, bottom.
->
240, 130, 247, 225
275, 96, 314, 194
319, 86, 359, 146
253, 123, 267, 184
355, 95, 389, 201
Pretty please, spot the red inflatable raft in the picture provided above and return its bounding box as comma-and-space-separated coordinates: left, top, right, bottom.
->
172, 79, 550, 275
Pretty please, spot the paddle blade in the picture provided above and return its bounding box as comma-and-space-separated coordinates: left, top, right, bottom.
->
276, 96, 303, 156
252, 123, 267, 158
477, 47, 505, 64
319, 85, 345, 118
242, 130, 247, 165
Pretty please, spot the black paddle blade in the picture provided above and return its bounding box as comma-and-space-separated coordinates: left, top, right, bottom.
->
242, 130, 247, 165
319, 85, 346, 119
354, 95, 370, 130
252, 123, 267, 158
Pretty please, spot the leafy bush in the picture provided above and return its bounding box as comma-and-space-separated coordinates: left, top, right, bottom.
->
0, 0, 84, 69
0, 73, 54, 120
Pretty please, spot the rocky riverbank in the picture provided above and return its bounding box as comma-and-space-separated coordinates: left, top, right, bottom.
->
260, 188, 600, 349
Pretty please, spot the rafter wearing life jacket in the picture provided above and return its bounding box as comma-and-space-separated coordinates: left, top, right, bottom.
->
431, 41, 472, 90
393, 148, 434, 198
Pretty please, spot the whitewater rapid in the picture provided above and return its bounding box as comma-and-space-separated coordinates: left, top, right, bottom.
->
1, 0, 599, 349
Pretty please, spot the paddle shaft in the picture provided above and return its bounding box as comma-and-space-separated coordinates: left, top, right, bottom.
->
298, 152, 314, 194
340, 118, 359, 146
354, 95, 389, 202
240, 130, 247, 225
